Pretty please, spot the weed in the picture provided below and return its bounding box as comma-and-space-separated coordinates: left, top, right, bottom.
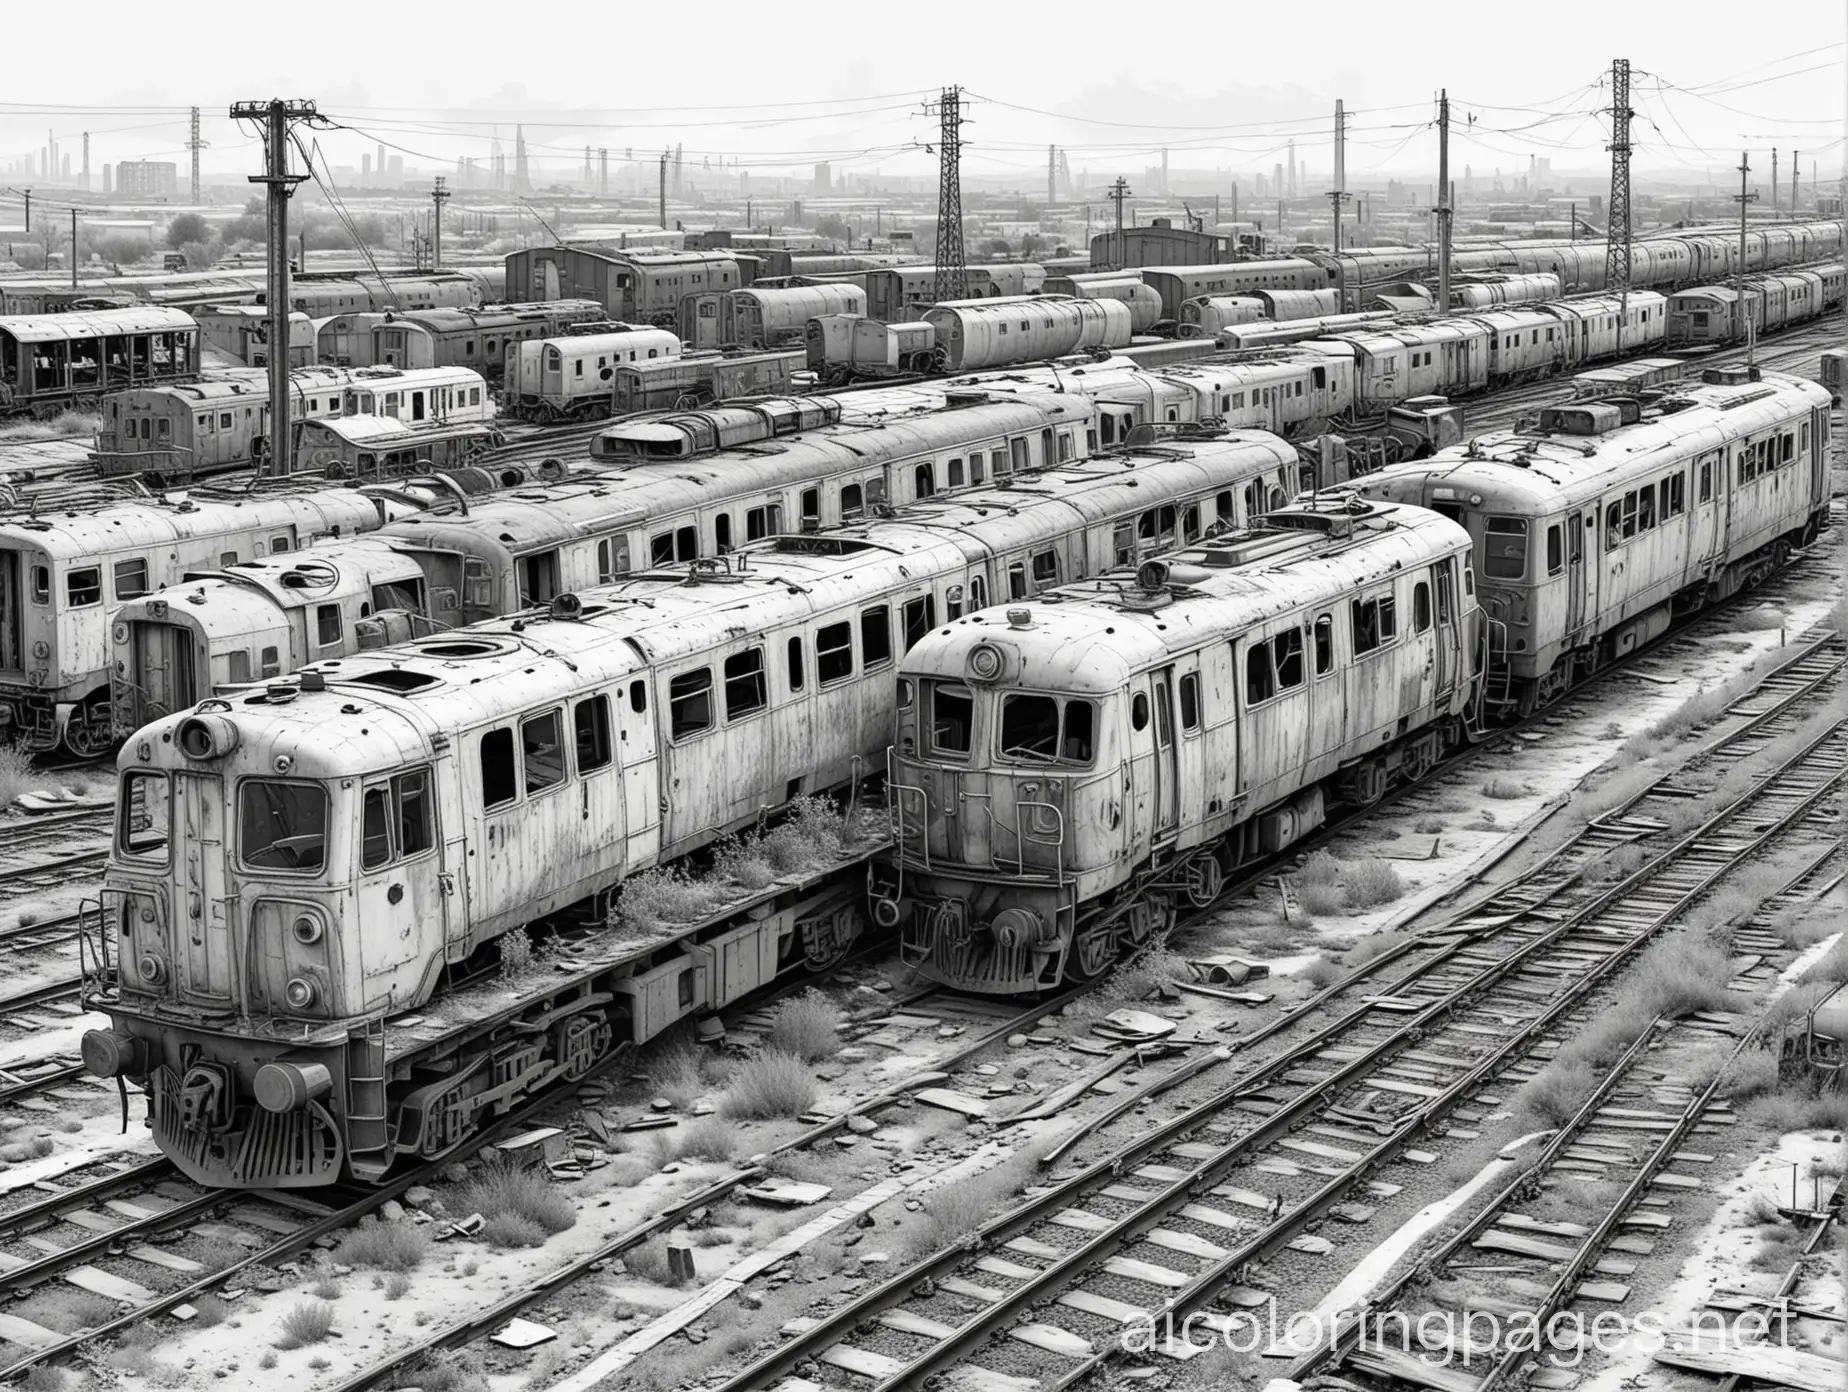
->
479, 1212, 550, 1249
1414, 816, 1445, 835
459, 1258, 478, 1277
391, 1351, 490, 1392
1745, 1089, 1848, 1133
1297, 850, 1340, 887
1096, 948, 1186, 1006
119, 1321, 165, 1350
648, 1034, 712, 1111
1299, 884, 1345, 917
1724, 1050, 1781, 1102
0, 410, 95, 444
1481, 777, 1526, 799
27, 1290, 120, 1334
498, 928, 534, 981
1343, 859, 1405, 910
767, 989, 841, 1062
311, 1278, 341, 1300
1301, 955, 1343, 988
309, 1357, 331, 1371
615, 865, 726, 933
712, 834, 777, 891
719, 1049, 816, 1120
456, 1159, 576, 1240
905, 1138, 1053, 1257
191, 1293, 229, 1327
1750, 1235, 1807, 1272
1512, 1059, 1598, 1131
1601, 723, 1624, 740
0, 741, 34, 809
672, 1115, 744, 1164
20, 1366, 62, 1392
622, 1238, 685, 1287
384, 1272, 412, 1301
277, 1299, 334, 1347
334, 1221, 432, 1271
29, 1136, 53, 1158
259, 1352, 278, 1371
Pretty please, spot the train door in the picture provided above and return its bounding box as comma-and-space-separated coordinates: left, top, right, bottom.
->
517, 550, 560, 606
130, 619, 198, 716
619, 674, 662, 867
0, 551, 18, 672
1430, 563, 1460, 706
1689, 450, 1724, 579
355, 768, 443, 975
173, 770, 234, 1003
1150, 667, 1178, 842
1809, 409, 1828, 519
1239, 629, 1311, 800
1563, 512, 1587, 642
1170, 654, 1206, 835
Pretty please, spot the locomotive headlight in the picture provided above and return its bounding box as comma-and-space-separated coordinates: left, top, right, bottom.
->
113, 623, 129, 645
967, 643, 1004, 682
291, 916, 324, 945
284, 977, 319, 1010
273, 754, 293, 773
137, 952, 167, 985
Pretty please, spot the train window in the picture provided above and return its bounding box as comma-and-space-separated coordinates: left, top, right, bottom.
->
724, 649, 767, 720
1351, 595, 1396, 655
65, 567, 102, 607
119, 770, 172, 862
1007, 563, 1028, 601
197, 414, 210, 431
915, 463, 935, 498
1178, 675, 1200, 732
362, 788, 393, 870
575, 698, 612, 773
928, 684, 974, 757
1140, 506, 1177, 549
1031, 551, 1059, 589
787, 638, 805, 692
114, 559, 150, 600
1413, 582, 1432, 634
714, 515, 732, 555
220, 551, 239, 568
1057, 433, 1073, 463
841, 483, 864, 521
801, 489, 820, 527
479, 729, 518, 809
1782, 432, 1795, 464
260, 646, 281, 678
746, 505, 780, 541
859, 607, 892, 669
596, 538, 630, 582
1483, 518, 1528, 579
902, 596, 935, 652
999, 694, 1061, 761
817, 622, 854, 684
240, 780, 329, 872
947, 458, 964, 489
971, 456, 986, 486
1113, 522, 1137, 568
1638, 488, 1655, 532
1182, 505, 1201, 544
1313, 615, 1334, 675
1274, 630, 1305, 689
317, 604, 342, 646
1546, 526, 1564, 576
651, 532, 675, 566
629, 680, 648, 714
220, 413, 233, 429
669, 670, 714, 741
1664, 476, 1684, 519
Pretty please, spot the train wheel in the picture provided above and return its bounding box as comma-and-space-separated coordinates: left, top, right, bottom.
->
1183, 852, 1224, 909
61, 699, 112, 760
1066, 921, 1116, 982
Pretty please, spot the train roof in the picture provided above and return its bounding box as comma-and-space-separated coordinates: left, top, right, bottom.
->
898, 499, 1467, 694
0, 305, 197, 342
0, 487, 396, 558
299, 415, 496, 446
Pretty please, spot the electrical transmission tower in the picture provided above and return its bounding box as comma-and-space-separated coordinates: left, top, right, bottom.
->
187, 106, 209, 203
927, 86, 967, 304
1605, 57, 1633, 324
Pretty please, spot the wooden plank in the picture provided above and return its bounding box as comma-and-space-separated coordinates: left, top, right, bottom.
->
938, 1276, 1004, 1304
1135, 1164, 1191, 1184
1207, 1186, 1276, 1212
61, 1211, 121, 1234
1100, 1255, 1189, 1288
1652, 1343, 1847, 1392
1145, 1227, 1230, 1261
1009, 1323, 1092, 1359
1183, 1202, 1253, 1230
1099, 1184, 1158, 1203
948, 1367, 1038, 1392
1003, 1236, 1063, 1261
877, 1310, 956, 1340
1498, 1214, 1590, 1239
1650, 1173, 1705, 1190
0, 1313, 63, 1350
913, 1088, 991, 1119
818, 1345, 906, 1379
1048, 1207, 1112, 1233
973, 1256, 1038, 1280
1368, 1077, 1447, 1098
125, 1246, 205, 1274
1348, 1347, 1482, 1392
1475, 1231, 1576, 1261
1277, 1137, 1364, 1162
1058, 1290, 1147, 1325
64, 1267, 156, 1304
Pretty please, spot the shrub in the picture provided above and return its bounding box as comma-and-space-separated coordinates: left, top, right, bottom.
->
456, 1160, 576, 1241
1298, 884, 1344, 917
622, 1238, 686, 1287
672, 1115, 743, 1164
258, 1352, 277, 1371
478, 1213, 548, 1249
719, 1050, 816, 1120
1343, 859, 1405, 910
712, 835, 777, 891
1481, 778, 1526, 799
906, 1138, 1052, 1257
767, 990, 841, 1062
498, 928, 534, 981
1301, 956, 1343, 988
191, 1293, 229, 1328
1297, 850, 1340, 887
616, 866, 725, 932
335, 1221, 432, 1271
391, 1352, 490, 1392
1723, 1050, 1781, 1101
311, 1278, 341, 1300
21, 1366, 63, 1392
0, 741, 34, 807
384, 1271, 412, 1301
1513, 1058, 1598, 1131
1414, 816, 1445, 834
277, 1300, 334, 1347
648, 1036, 710, 1111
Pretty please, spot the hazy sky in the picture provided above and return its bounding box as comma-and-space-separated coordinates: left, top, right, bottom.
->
0, 1, 1840, 193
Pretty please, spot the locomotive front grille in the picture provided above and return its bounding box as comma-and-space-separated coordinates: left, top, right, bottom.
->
150, 1064, 343, 1187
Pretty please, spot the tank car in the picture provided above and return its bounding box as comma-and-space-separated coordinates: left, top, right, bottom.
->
923, 298, 1132, 371
77, 426, 1302, 1187
0, 485, 413, 755
0, 307, 201, 417
875, 497, 1480, 993
1448, 273, 1562, 309
1354, 370, 1832, 717
116, 388, 1101, 732
502, 328, 682, 419
1041, 274, 1164, 334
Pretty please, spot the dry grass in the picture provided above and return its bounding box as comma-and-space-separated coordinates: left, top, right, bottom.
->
276, 1300, 334, 1348
1744, 1087, 1848, 1133
498, 927, 534, 981
1343, 858, 1405, 909
388, 1351, 490, 1392
1301, 956, 1344, 988
21, 1289, 119, 1334
1723, 1049, 1781, 1101
1298, 850, 1340, 887
1512, 1058, 1598, 1131
0, 741, 35, 808
384, 1271, 411, 1300
651, 1115, 744, 1166
1413, 816, 1446, 834
0, 409, 96, 443
1481, 777, 1527, 799
1095, 947, 1187, 1006
621, 1237, 688, 1288
335, 1221, 432, 1271
767, 989, 842, 1062
20, 1365, 63, 1392
191, 1293, 229, 1328
455, 1160, 576, 1243
905, 1137, 1053, 1257
616, 866, 727, 933
719, 1049, 816, 1120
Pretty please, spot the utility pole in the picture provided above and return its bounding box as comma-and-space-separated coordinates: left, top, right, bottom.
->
431, 176, 450, 269
1047, 145, 1056, 208
1771, 149, 1778, 213
928, 86, 968, 304
598, 148, 608, 197
230, 98, 315, 478
1791, 152, 1799, 212
1605, 58, 1632, 348
1106, 177, 1132, 269
69, 208, 77, 287
658, 152, 667, 230
1733, 152, 1758, 356
21, 189, 29, 232
1435, 90, 1451, 314
1329, 100, 1351, 307
187, 107, 208, 204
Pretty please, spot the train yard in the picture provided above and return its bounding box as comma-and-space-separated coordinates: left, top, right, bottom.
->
0, 40, 1843, 1392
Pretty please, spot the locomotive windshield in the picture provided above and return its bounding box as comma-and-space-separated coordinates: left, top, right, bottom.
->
998, 694, 1096, 766
118, 770, 172, 860
927, 683, 974, 758
239, 779, 329, 872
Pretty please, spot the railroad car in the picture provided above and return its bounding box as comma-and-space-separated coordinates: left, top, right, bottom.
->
1041, 273, 1164, 334
116, 388, 1099, 732
864, 264, 1047, 322
0, 485, 417, 755
874, 497, 1480, 993
77, 427, 1303, 1187
922, 297, 1132, 372
296, 416, 504, 479
1353, 369, 1832, 716
1178, 296, 1266, 336
683, 284, 867, 350
1449, 273, 1562, 309
606, 348, 806, 415
195, 306, 317, 369
370, 302, 608, 380
0, 283, 139, 315
267, 272, 486, 318
1779, 982, 1847, 1090
506, 248, 742, 326
1666, 265, 1843, 346
92, 366, 493, 479
1141, 260, 1330, 322
0, 307, 201, 417
502, 328, 682, 419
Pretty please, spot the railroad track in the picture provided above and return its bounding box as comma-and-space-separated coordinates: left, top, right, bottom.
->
0, 807, 112, 898
692, 673, 1842, 1390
